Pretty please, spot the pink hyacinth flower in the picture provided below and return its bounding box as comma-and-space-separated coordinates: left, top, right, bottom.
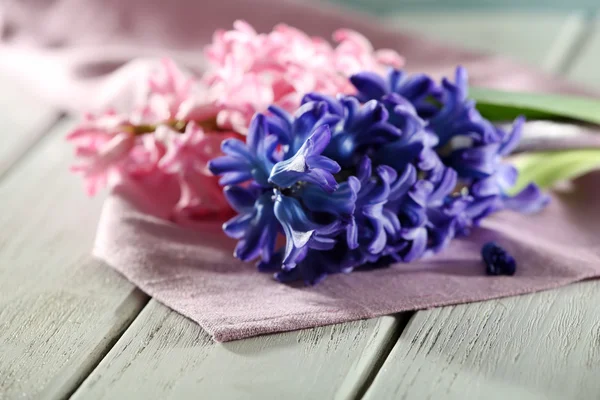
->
158, 122, 237, 220
67, 111, 137, 196
203, 20, 405, 135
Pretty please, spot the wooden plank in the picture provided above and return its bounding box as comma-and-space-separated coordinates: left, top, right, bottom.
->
362, 281, 600, 400
0, 74, 59, 177
384, 11, 585, 72
0, 118, 148, 400
71, 301, 402, 400
566, 14, 600, 88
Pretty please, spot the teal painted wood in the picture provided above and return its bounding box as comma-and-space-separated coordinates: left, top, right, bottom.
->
566, 15, 600, 88
0, 119, 148, 399
384, 11, 585, 71
363, 281, 600, 400
327, 0, 598, 14
0, 75, 59, 178
71, 302, 403, 400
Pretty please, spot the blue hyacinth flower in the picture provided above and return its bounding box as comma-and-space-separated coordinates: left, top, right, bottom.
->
209, 65, 549, 285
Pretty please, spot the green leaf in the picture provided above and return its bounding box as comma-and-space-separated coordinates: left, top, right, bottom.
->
511, 150, 600, 194
471, 87, 600, 125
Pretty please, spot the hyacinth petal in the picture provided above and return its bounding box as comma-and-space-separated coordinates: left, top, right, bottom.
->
403, 228, 428, 262
471, 177, 501, 198
230, 193, 278, 262
221, 138, 253, 158
408, 180, 434, 207
363, 204, 387, 254
290, 102, 328, 151
274, 194, 317, 269
247, 113, 268, 154
429, 167, 458, 204
350, 72, 388, 100
223, 213, 254, 239
223, 185, 256, 212
499, 116, 525, 156
388, 164, 417, 201
218, 170, 253, 186
269, 125, 339, 192
306, 155, 341, 173
448, 143, 501, 178
503, 183, 550, 214
208, 155, 250, 175
496, 164, 519, 190
346, 217, 359, 249
302, 93, 344, 115
301, 180, 357, 216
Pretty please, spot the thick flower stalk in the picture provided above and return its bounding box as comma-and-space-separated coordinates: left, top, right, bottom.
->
210, 67, 549, 284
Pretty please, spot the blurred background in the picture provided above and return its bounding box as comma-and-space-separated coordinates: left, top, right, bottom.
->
1, 0, 599, 109
323, 0, 600, 88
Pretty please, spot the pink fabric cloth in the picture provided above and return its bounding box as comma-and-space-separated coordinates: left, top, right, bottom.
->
5, 0, 600, 341
95, 173, 600, 341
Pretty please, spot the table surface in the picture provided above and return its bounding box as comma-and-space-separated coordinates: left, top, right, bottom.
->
2, 9, 600, 400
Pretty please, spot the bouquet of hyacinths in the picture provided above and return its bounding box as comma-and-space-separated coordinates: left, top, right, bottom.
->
208, 67, 547, 284
68, 21, 600, 285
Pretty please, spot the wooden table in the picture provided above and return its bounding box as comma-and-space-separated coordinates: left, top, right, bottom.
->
2, 10, 600, 400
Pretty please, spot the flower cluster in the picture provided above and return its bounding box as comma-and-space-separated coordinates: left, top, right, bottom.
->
210, 67, 549, 284
203, 21, 404, 133
67, 59, 238, 221
68, 22, 403, 222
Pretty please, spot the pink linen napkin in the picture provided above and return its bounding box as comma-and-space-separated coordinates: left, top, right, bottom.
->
95, 173, 600, 342
5, 0, 600, 341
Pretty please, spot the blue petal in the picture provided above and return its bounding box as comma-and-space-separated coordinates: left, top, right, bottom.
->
447, 143, 501, 178
301, 179, 358, 216
274, 194, 318, 269
208, 155, 251, 176
223, 213, 254, 239
350, 71, 389, 101
269, 125, 339, 192
223, 185, 257, 213
429, 167, 457, 205
229, 193, 278, 262
503, 183, 550, 214
247, 114, 268, 154
403, 227, 428, 262
218, 171, 253, 186
499, 116, 525, 156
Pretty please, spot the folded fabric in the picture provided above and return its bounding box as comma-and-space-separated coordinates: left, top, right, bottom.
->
95, 172, 600, 341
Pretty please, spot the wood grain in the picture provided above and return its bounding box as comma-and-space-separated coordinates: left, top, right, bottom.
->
71, 300, 402, 400
385, 11, 585, 72
0, 75, 59, 177
0, 119, 148, 400
363, 281, 600, 400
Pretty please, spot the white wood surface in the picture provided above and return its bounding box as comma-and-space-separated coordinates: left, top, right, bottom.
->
385, 11, 587, 73
566, 14, 600, 88
363, 281, 600, 400
0, 119, 148, 399
0, 75, 59, 177
72, 301, 402, 400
